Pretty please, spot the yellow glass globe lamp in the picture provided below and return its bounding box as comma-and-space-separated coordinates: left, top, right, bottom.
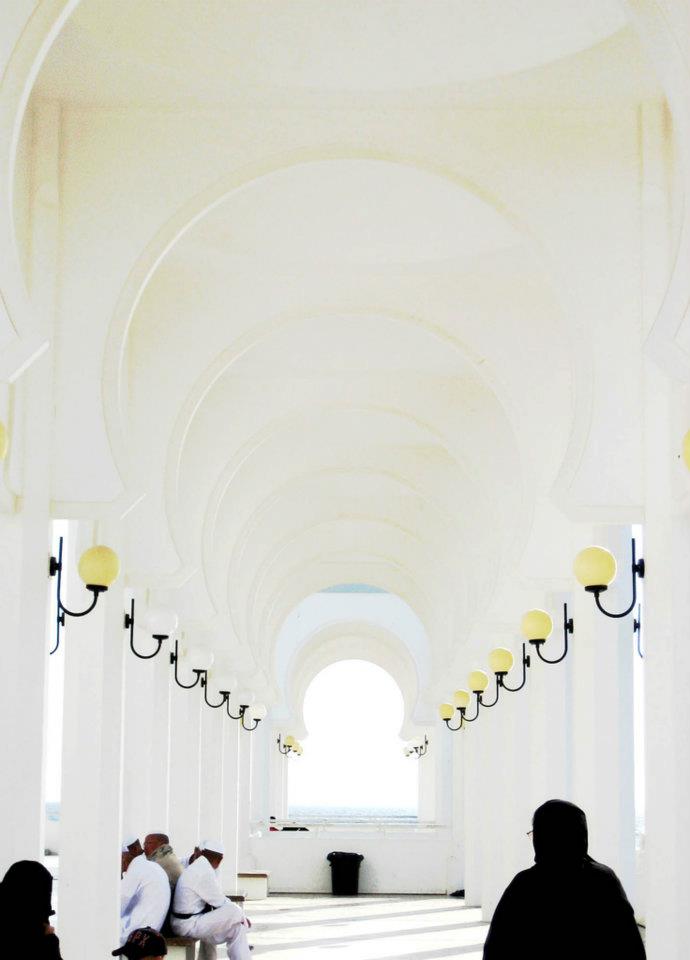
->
78, 545, 120, 590
439, 703, 455, 721
284, 735, 296, 748
468, 670, 489, 693
521, 609, 553, 643
453, 689, 471, 710
683, 430, 690, 471
573, 546, 617, 592
0, 421, 8, 460
488, 647, 514, 676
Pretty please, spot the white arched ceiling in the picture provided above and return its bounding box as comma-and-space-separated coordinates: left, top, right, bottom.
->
9, 0, 674, 695
107, 159, 574, 684
34, 0, 626, 103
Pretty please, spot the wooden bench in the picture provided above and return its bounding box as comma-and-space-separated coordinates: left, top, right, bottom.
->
164, 935, 196, 959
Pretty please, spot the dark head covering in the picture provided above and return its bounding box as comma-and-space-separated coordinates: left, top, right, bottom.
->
0, 860, 55, 921
0, 861, 62, 959
483, 801, 645, 960
532, 799, 588, 868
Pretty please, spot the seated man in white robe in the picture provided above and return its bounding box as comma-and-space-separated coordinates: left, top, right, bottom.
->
171, 841, 251, 960
120, 837, 171, 944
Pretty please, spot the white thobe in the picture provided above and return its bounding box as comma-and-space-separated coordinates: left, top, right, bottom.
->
121, 853, 171, 944
171, 857, 250, 960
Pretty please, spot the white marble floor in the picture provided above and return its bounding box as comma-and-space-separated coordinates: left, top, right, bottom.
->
244, 894, 488, 960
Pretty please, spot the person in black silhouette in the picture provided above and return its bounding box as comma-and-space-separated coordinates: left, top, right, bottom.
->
0, 860, 63, 958
483, 799, 645, 959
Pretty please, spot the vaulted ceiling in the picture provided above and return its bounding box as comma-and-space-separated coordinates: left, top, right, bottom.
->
12, 1, 670, 703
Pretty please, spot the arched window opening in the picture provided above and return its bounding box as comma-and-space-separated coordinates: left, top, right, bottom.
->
288, 660, 418, 822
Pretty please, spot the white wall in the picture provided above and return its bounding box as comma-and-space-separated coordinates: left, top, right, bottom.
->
250, 828, 453, 894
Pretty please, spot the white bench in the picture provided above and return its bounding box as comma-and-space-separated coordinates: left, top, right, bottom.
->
237, 871, 269, 900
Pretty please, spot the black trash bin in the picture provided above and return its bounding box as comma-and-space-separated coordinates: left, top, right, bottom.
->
327, 851, 364, 895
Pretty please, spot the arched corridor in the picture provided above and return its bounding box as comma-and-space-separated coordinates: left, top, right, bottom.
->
1, 1, 689, 957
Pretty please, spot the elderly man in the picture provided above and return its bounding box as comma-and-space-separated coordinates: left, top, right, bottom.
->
143, 833, 183, 891
171, 841, 251, 960
120, 837, 171, 944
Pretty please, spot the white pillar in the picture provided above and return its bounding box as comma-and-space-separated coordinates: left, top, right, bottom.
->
59, 520, 125, 956
122, 611, 157, 837
237, 727, 253, 871
220, 719, 240, 893
448, 727, 465, 893
463, 720, 484, 906
148, 640, 172, 831
570, 525, 636, 894
198, 700, 224, 844
643, 370, 690, 960
0, 98, 59, 873
168, 672, 202, 856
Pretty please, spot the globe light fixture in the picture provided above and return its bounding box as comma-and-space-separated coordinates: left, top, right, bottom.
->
489, 644, 530, 693
124, 600, 179, 660
523, 604, 574, 665
49, 536, 120, 655
574, 539, 644, 620
440, 698, 467, 731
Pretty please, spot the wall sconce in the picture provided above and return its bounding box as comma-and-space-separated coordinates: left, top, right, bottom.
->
124, 600, 178, 660
522, 604, 573, 664
170, 640, 213, 690
227, 692, 267, 730
488, 645, 530, 694
404, 736, 429, 758
0, 421, 8, 460
49, 536, 120, 654
278, 734, 302, 755
574, 538, 644, 620
201, 671, 237, 709
241, 703, 268, 731
440, 683, 482, 731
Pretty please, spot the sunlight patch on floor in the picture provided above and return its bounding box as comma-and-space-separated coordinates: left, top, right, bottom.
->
247, 894, 488, 959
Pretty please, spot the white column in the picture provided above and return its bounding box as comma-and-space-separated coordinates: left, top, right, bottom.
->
148, 640, 172, 831
122, 610, 157, 836
0, 99, 58, 873
447, 727, 465, 893
237, 727, 253, 871
269, 725, 288, 821
250, 720, 271, 829
527, 591, 571, 810
463, 720, 484, 906
59, 520, 126, 956
220, 719, 240, 893
570, 525, 636, 893
643, 370, 690, 960
198, 700, 224, 844
168, 672, 202, 856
